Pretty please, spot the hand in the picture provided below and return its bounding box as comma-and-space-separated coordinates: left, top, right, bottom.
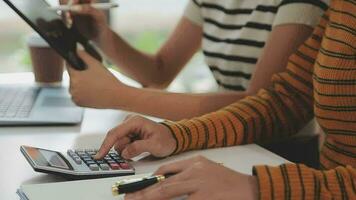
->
125, 156, 259, 200
94, 115, 177, 160
67, 51, 124, 108
59, 0, 110, 43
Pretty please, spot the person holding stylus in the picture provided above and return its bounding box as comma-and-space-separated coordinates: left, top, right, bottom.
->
61, 0, 328, 121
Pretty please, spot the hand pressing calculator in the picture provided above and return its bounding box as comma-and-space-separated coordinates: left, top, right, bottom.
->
20, 145, 135, 180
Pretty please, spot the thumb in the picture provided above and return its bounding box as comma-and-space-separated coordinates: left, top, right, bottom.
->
65, 62, 77, 77
121, 140, 152, 159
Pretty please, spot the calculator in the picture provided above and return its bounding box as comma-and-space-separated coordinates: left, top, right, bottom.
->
20, 145, 135, 180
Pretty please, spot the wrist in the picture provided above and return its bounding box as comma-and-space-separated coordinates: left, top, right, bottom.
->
159, 122, 178, 156
94, 27, 114, 48
111, 82, 131, 109
249, 176, 259, 200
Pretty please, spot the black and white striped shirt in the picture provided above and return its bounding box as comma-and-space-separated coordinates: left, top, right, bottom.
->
184, 0, 329, 91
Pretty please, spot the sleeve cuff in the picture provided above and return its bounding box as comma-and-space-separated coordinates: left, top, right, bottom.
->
160, 121, 181, 155
183, 0, 203, 26
273, 3, 327, 28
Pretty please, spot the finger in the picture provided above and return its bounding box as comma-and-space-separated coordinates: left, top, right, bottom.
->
121, 140, 152, 159
94, 121, 141, 159
70, 4, 103, 18
154, 158, 198, 176
113, 137, 131, 152
125, 180, 198, 200
124, 114, 136, 122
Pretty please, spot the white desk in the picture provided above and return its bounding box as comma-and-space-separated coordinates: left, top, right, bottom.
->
0, 73, 288, 199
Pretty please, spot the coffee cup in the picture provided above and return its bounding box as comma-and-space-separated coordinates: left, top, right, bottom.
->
27, 33, 64, 86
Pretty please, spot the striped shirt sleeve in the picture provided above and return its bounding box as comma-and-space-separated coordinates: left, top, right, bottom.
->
253, 164, 356, 199
183, 0, 203, 26
273, 0, 330, 27
162, 13, 329, 154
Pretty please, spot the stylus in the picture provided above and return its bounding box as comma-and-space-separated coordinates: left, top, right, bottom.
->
111, 173, 176, 196
49, 3, 119, 11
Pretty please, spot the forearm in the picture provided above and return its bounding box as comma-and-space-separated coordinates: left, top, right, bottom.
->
96, 29, 170, 88
253, 164, 356, 200
112, 85, 248, 121
162, 18, 328, 154
96, 17, 202, 88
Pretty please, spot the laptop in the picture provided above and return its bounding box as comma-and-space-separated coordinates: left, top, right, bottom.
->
0, 85, 83, 125
0, 0, 105, 125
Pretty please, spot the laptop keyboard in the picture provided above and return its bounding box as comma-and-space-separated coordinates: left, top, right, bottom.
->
0, 86, 40, 118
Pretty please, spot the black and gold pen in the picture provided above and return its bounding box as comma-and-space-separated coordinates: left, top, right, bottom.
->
112, 173, 175, 196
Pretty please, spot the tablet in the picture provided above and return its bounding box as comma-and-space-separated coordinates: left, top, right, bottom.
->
3, 0, 103, 70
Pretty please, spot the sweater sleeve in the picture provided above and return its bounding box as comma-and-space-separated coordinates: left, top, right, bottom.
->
253, 164, 356, 199
161, 13, 329, 155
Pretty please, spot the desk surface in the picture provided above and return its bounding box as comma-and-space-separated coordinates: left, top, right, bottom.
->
0, 73, 288, 199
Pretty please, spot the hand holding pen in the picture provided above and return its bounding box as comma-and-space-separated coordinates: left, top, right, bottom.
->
58, 0, 111, 42
111, 157, 259, 200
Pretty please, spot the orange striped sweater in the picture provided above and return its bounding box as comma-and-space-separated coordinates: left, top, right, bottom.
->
162, 0, 356, 199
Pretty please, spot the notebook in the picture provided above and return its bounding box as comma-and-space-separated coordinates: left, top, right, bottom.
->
17, 174, 151, 200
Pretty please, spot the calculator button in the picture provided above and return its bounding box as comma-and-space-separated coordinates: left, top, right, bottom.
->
109, 153, 119, 157
87, 151, 96, 156
104, 157, 113, 161
119, 163, 130, 169
100, 164, 110, 170
107, 160, 116, 164
89, 164, 99, 171
81, 155, 91, 159
109, 163, 120, 170
73, 157, 82, 165
83, 157, 93, 162
86, 160, 96, 165
111, 154, 121, 159
75, 150, 85, 154
67, 150, 75, 155
96, 160, 105, 164
77, 152, 87, 157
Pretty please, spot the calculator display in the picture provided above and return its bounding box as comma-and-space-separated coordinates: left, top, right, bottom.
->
26, 147, 70, 170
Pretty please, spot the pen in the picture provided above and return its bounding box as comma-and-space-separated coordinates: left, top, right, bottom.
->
112, 173, 175, 196
49, 2, 119, 11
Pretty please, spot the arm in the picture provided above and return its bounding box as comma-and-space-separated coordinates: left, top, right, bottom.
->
94, 13, 328, 160
98, 17, 202, 88
69, 23, 314, 121
63, 0, 202, 88
254, 163, 356, 200
113, 23, 313, 120
161, 13, 329, 154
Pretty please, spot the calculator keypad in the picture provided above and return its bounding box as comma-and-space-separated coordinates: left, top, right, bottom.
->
67, 149, 132, 171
